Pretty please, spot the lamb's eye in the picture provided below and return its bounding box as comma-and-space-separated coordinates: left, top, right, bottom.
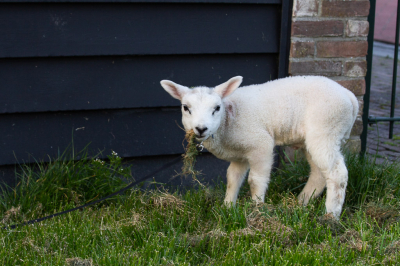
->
182, 105, 191, 114
213, 105, 220, 115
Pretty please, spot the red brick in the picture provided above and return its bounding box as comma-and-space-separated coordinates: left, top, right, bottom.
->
346, 20, 369, 37
289, 60, 342, 76
357, 97, 364, 116
293, 0, 319, 17
292, 20, 344, 37
290, 42, 315, 58
317, 41, 368, 58
322, 1, 370, 17
337, 79, 366, 96
343, 60, 367, 77
351, 118, 363, 136
346, 138, 361, 153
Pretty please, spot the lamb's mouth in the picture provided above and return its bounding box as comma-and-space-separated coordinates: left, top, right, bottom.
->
195, 135, 209, 141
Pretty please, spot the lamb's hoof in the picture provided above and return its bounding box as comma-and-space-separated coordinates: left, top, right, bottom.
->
223, 201, 236, 208
297, 194, 309, 206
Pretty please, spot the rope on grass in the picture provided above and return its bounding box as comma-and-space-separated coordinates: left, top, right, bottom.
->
2, 131, 204, 230
2, 155, 182, 230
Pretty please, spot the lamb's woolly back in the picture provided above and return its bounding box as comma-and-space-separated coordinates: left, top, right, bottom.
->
229, 76, 355, 109
219, 76, 358, 147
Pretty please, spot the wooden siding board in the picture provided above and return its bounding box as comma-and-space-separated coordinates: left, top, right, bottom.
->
0, 54, 278, 114
0, 108, 186, 165
1, 1, 281, 3
0, 3, 280, 58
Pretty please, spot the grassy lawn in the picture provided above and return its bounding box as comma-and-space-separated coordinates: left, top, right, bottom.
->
0, 150, 400, 265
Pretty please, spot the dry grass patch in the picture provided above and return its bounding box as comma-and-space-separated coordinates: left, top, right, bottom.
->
248, 202, 276, 212
279, 194, 301, 211
338, 230, 368, 252
230, 227, 257, 238
65, 257, 93, 266
365, 202, 400, 227
22, 237, 43, 253
246, 210, 268, 231
247, 210, 293, 233
151, 191, 187, 213
206, 228, 228, 238
118, 211, 143, 226
246, 210, 294, 246
101, 211, 146, 231
183, 233, 203, 247
1, 206, 21, 224
266, 218, 294, 235
22, 235, 60, 256
313, 241, 331, 252
183, 228, 228, 247
317, 213, 344, 235
385, 240, 400, 255
160, 257, 178, 266
382, 254, 399, 265
184, 227, 260, 248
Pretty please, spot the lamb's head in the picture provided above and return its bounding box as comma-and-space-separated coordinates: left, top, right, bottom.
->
160, 76, 243, 141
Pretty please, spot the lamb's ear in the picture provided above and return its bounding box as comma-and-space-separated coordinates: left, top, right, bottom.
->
160, 80, 190, 101
214, 76, 243, 98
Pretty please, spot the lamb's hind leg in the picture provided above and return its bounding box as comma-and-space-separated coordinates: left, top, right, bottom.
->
324, 154, 348, 219
298, 150, 326, 205
224, 161, 249, 205
309, 147, 348, 219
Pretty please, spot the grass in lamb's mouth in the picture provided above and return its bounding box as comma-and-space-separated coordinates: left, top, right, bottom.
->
0, 150, 399, 265
181, 130, 201, 180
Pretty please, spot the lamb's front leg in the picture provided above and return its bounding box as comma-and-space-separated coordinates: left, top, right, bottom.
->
247, 146, 274, 203
224, 161, 249, 205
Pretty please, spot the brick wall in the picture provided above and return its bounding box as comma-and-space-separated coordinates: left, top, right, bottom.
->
289, 0, 370, 152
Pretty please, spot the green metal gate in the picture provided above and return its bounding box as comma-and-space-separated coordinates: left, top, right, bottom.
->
361, 0, 400, 153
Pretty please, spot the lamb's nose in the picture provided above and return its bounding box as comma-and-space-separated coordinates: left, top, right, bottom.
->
195, 127, 208, 135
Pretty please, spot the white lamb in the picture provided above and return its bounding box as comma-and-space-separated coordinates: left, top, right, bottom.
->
160, 75, 358, 219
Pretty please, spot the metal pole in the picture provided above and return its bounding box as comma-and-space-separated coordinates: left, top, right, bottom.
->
389, 0, 400, 138
361, 0, 376, 154
368, 116, 400, 123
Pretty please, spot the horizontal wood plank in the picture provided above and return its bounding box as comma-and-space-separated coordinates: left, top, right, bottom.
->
1, 0, 281, 3
0, 108, 187, 165
0, 3, 280, 58
0, 54, 278, 114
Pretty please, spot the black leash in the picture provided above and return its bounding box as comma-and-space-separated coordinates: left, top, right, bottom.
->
3, 155, 182, 230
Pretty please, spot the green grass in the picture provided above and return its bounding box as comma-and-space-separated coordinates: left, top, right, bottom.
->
383, 141, 398, 147
0, 151, 400, 265
0, 147, 131, 219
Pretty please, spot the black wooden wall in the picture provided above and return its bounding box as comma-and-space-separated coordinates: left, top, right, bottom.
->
0, 0, 292, 186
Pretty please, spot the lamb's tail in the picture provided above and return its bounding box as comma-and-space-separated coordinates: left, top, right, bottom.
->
344, 90, 359, 139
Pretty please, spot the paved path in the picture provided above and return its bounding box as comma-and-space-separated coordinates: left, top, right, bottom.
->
366, 48, 400, 163
366, 1, 400, 162
374, 0, 398, 44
